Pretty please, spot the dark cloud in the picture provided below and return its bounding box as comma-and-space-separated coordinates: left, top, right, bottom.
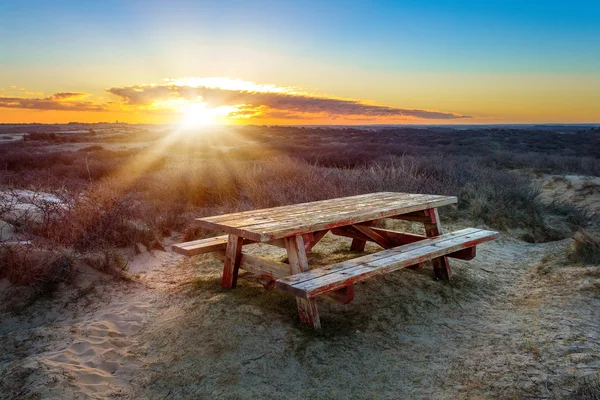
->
107, 83, 471, 120
48, 92, 89, 100
0, 93, 107, 111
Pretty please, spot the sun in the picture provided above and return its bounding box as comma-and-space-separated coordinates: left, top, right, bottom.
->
179, 102, 219, 128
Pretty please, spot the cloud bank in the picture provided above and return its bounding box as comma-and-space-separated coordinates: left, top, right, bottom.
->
0, 78, 471, 121
107, 79, 470, 120
0, 92, 107, 112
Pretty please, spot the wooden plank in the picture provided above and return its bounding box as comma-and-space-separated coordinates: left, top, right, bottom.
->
350, 238, 367, 251
200, 192, 403, 228
308, 229, 492, 288
332, 226, 427, 248
172, 235, 228, 256
200, 192, 390, 222
277, 228, 495, 288
423, 208, 451, 281
308, 230, 496, 297
201, 192, 405, 225
349, 220, 373, 251
305, 229, 328, 252
172, 236, 286, 256
368, 227, 426, 246
258, 197, 456, 242
172, 235, 260, 256
352, 224, 393, 248
222, 234, 244, 289
285, 235, 321, 329
448, 246, 476, 260
238, 194, 446, 232
214, 250, 289, 280
332, 225, 371, 242
278, 229, 484, 287
322, 285, 355, 304
195, 193, 457, 241
277, 229, 498, 299
388, 210, 431, 223
250, 197, 456, 234
214, 249, 354, 304
203, 192, 416, 231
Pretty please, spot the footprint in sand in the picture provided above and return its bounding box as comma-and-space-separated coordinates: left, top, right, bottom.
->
42, 298, 153, 397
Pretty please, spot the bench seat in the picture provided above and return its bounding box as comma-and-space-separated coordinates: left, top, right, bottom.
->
172, 235, 230, 256
276, 228, 498, 300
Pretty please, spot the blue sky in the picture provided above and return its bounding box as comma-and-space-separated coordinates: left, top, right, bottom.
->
0, 0, 599, 123
3, 0, 599, 72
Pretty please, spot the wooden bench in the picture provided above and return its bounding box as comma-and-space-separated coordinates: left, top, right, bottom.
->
172, 235, 230, 256
174, 193, 499, 329
172, 235, 259, 256
276, 228, 498, 300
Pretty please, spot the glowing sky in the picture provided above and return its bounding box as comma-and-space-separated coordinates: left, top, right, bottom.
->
1, 0, 599, 124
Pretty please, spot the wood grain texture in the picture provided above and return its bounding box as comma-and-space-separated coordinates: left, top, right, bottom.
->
222, 234, 244, 289
285, 235, 321, 329
305, 229, 328, 252
352, 224, 393, 248
172, 235, 260, 256
214, 250, 289, 280
423, 208, 452, 281
195, 192, 457, 242
276, 228, 499, 299
332, 226, 426, 248
171, 235, 229, 256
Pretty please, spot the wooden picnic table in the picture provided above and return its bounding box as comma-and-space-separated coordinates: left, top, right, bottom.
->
176, 192, 498, 329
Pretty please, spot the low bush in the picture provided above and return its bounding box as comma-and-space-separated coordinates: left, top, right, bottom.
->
572, 374, 600, 400
0, 246, 74, 293
81, 250, 131, 280
567, 230, 600, 265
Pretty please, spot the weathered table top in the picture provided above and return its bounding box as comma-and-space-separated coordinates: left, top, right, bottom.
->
195, 192, 457, 242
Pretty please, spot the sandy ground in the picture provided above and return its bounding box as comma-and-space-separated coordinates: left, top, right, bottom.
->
1, 228, 599, 399
1, 178, 599, 399
536, 174, 600, 215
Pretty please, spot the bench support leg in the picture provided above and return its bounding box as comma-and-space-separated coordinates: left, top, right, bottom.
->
350, 221, 374, 251
285, 235, 321, 329
304, 230, 328, 252
350, 238, 366, 251
424, 208, 452, 281
222, 234, 244, 289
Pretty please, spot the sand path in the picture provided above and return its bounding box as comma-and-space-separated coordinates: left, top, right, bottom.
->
1, 232, 599, 399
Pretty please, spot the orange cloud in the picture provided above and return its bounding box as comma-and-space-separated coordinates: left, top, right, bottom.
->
0, 92, 109, 112
107, 78, 470, 120
0, 78, 471, 122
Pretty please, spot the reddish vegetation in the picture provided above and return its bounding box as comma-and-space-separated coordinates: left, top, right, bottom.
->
0, 125, 596, 297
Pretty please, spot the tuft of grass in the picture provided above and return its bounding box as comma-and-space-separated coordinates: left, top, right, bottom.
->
572, 374, 600, 400
81, 250, 131, 280
0, 246, 73, 286
567, 230, 600, 265
0, 246, 75, 305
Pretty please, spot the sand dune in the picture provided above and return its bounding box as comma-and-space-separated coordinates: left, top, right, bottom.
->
1, 176, 599, 398
1, 228, 599, 399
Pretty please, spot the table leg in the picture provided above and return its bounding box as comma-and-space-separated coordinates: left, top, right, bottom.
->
222, 234, 244, 289
284, 235, 321, 329
423, 208, 452, 281
349, 221, 374, 251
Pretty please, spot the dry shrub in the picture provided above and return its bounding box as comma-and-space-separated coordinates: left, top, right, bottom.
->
0, 246, 74, 292
567, 230, 600, 265
458, 168, 588, 242
2, 128, 595, 253
572, 374, 600, 400
42, 180, 158, 250
81, 250, 131, 280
